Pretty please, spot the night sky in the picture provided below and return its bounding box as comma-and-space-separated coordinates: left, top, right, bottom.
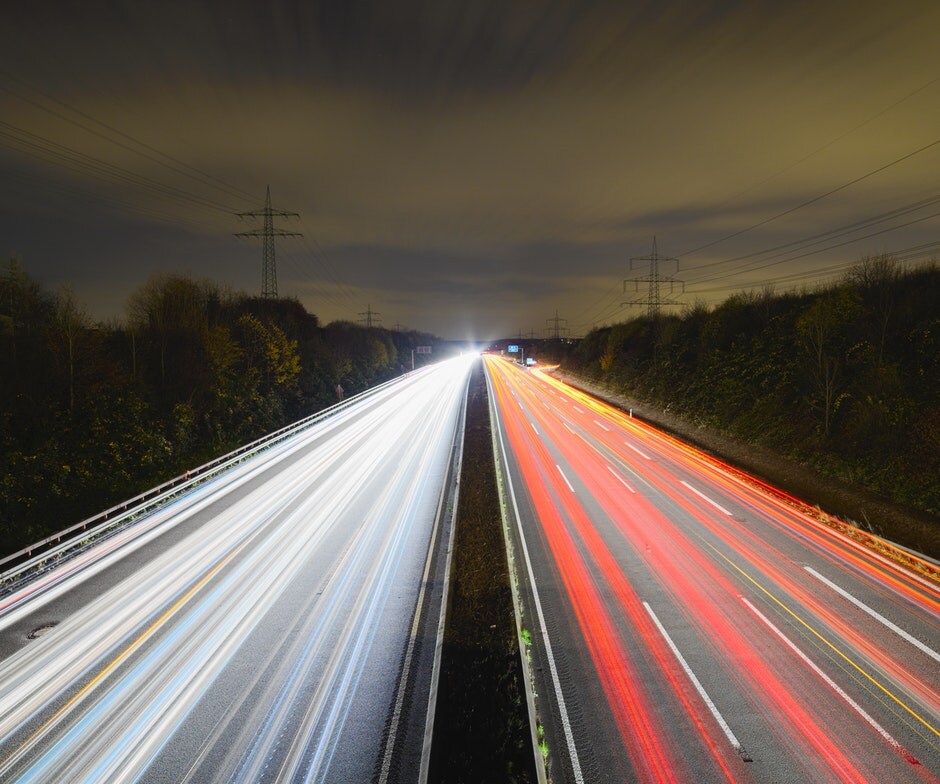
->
2, 0, 938, 339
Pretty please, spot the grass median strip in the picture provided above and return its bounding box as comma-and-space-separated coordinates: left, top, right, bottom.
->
429, 361, 536, 783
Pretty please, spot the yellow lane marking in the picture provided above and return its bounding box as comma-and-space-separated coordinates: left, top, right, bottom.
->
707, 542, 939, 739
5, 547, 240, 768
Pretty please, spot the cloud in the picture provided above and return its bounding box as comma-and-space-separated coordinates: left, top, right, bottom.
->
1, 0, 938, 337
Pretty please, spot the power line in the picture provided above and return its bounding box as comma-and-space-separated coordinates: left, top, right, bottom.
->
0, 83, 362, 310
685, 72, 940, 225
559, 72, 940, 315
0, 163, 207, 230
298, 219, 360, 306
262, 216, 361, 313
576, 299, 627, 332
690, 254, 933, 296
0, 121, 241, 215
687, 209, 940, 290
0, 69, 257, 206
575, 93, 940, 328
680, 135, 940, 259
891, 240, 940, 262
274, 246, 352, 313
579, 253, 937, 329
568, 279, 623, 324
683, 193, 940, 283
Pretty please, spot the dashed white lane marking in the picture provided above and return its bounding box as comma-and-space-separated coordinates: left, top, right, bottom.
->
741, 596, 914, 761
606, 465, 636, 494
681, 481, 732, 516
556, 465, 575, 493
625, 442, 651, 460
804, 566, 940, 663
644, 602, 750, 760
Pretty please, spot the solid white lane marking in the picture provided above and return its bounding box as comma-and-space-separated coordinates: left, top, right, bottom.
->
605, 465, 636, 494
804, 566, 940, 663
556, 465, 575, 493
741, 596, 913, 759
681, 481, 732, 516
625, 442, 651, 460
491, 388, 584, 782
644, 602, 749, 760
387, 413, 462, 784
593, 420, 610, 432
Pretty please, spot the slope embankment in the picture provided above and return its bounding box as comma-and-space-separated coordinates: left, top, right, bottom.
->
555, 370, 940, 562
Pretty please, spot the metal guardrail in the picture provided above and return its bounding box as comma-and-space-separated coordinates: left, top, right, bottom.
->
0, 369, 428, 586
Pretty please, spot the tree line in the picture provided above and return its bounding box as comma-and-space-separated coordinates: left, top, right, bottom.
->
566, 258, 940, 517
0, 264, 447, 556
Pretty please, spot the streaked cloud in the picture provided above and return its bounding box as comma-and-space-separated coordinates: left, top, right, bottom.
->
1, 0, 938, 337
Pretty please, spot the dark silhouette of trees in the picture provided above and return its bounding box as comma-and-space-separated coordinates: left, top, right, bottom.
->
52, 285, 88, 413
567, 258, 940, 516
796, 286, 862, 437
0, 266, 446, 557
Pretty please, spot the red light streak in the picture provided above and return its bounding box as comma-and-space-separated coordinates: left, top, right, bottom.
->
486, 356, 940, 783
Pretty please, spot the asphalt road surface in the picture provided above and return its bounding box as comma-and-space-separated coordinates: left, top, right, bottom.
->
0, 355, 473, 783
486, 355, 939, 784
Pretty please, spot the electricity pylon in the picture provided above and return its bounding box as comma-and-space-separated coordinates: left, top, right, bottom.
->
545, 310, 568, 339
623, 237, 684, 320
234, 186, 302, 299
358, 304, 381, 329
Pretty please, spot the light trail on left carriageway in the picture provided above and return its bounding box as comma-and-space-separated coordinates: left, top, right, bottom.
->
0, 355, 474, 784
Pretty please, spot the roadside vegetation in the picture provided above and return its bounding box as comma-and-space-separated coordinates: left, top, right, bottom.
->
564, 257, 940, 552
430, 361, 535, 783
0, 262, 446, 557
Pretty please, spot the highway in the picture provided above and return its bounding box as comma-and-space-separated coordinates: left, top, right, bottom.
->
485, 355, 940, 784
0, 355, 473, 784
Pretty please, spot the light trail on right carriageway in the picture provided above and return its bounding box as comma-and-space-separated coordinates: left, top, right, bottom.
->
485, 354, 940, 784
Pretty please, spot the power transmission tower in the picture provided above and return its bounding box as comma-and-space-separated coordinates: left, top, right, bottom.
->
358, 304, 381, 329
234, 186, 302, 299
623, 237, 684, 320
545, 310, 568, 339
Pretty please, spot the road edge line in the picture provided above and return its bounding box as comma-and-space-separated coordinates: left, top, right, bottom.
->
418, 368, 470, 784
486, 363, 584, 784
487, 371, 548, 784
376, 367, 470, 784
